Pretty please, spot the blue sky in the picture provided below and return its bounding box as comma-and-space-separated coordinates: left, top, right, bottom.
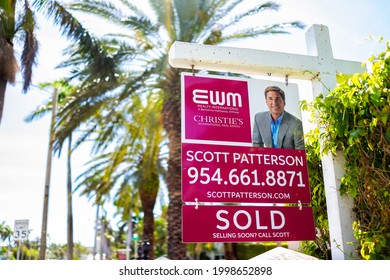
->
1, 0, 389, 248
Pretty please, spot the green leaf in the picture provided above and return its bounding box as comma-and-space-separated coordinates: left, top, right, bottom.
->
381, 114, 388, 126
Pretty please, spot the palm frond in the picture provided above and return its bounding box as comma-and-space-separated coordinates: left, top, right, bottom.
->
68, 0, 125, 25
33, 0, 120, 80
148, 0, 177, 41
220, 1, 280, 30
24, 100, 52, 122
216, 21, 305, 43
120, 15, 159, 36
19, 1, 39, 92
118, 0, 148, 17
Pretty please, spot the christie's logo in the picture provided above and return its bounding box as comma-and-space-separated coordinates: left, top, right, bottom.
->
192, 89, 242, 107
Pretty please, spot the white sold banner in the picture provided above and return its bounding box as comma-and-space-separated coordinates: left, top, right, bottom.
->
13, 219, 29, 241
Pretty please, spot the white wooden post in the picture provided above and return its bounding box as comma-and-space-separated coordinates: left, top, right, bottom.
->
305, 25, 357, 259
168, 24, 363, 259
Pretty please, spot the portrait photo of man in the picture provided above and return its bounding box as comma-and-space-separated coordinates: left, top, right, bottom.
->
252, 85, 305, 150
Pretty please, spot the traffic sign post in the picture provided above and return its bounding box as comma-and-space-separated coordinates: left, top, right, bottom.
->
13, 219, 29, 260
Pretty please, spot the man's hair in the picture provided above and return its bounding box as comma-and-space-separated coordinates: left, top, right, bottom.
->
264, 86, 285, 102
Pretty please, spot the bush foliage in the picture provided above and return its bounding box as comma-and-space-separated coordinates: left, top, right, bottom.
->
301, 40, 390, 259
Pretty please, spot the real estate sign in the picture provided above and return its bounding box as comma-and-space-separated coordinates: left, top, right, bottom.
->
181, 73, 316, 242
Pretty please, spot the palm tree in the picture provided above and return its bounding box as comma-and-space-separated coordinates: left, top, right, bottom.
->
1, 0, 124, 259
42, 0, 304, 259
0, 0, 38, 123
0, 0, 122, 124
74, 92, 166, 259
0, 221, 13, 259
0, 221, 12, 244
25, 80, 77, 259
133, 94, 165, 259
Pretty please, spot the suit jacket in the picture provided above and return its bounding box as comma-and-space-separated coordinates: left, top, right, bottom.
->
252, 111, 305, 150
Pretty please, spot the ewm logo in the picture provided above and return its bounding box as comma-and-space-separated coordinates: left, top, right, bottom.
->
192, 89, 242, 107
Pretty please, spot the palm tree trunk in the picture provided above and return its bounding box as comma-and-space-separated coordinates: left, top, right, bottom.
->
161, 67, 187, 259
125, 208, 132, 260
93, 203, 100, 260
100, 218, 104, 260
139, 188, 157, 260
39, 89, 58, 260
0, 79, 6, 124
165, 131, 186, 259
66, 134, 74, 260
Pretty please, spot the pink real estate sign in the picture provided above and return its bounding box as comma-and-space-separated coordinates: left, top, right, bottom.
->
180, 73, 315, 243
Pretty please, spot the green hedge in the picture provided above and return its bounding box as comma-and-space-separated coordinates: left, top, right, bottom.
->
301, 40, 390, 260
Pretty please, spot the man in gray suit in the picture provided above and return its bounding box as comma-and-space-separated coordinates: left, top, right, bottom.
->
252, 86, 305, 150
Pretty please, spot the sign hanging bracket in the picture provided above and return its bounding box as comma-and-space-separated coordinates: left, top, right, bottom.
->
191, 65, 195, 76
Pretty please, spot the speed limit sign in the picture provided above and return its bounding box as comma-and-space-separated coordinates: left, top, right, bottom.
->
13, 220, 29, 241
